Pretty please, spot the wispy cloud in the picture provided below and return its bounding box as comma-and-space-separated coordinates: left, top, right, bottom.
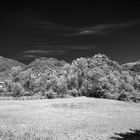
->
34, 20, 140, 36
29, 42, 97, 50
22, 49, 67, 55
51, 45, 97, 50
36, 21, 67, 30
14, 12, 140, 37
23, 50, 48, 54
73, 20, 140, 36
22, 54, 36, 58
25, 12, 140, 37
31, 22, 64, 30
74, 30, 107, 36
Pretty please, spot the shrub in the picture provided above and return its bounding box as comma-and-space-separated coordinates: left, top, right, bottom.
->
68, 89, 79, 97
0, 87, 10, 96
9, 82, 25, 97
44, 90, 58, 99
79, 85, 88, 96
0, 87, 6, 93
118, 81, 135, 93
118, 91, 140, 102
118, 91, 129, 101
104, 91, 120, 100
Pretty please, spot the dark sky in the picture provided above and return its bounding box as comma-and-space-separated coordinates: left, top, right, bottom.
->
0, 2, 140, 64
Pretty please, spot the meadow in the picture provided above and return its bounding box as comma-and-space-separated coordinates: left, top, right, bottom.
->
0, 97, 140, 140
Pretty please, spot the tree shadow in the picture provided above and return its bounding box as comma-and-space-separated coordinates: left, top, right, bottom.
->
110, 129, 140, 140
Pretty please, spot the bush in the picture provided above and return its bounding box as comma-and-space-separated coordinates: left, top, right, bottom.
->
118, 91, 140, 102
104, 91, 119, 100
0, 87, 7, 93
44, 90, 58, 99
9, 82, 25, 97
118, 91, 129, 101
68, 89, 79, 97
0, 86, 11, 96
118, 82, 135, 93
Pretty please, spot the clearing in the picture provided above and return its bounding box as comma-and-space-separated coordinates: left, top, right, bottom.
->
0, 97, 140, 140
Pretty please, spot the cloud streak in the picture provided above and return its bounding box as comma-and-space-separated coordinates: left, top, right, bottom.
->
22, 49, 67, 55
22, 55, 36, 58
50, 45, 97, 50
32, 17, 140, 37
25, 13, 140, 37
71, 20, 140, 36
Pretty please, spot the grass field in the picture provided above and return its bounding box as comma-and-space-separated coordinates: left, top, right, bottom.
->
0, 97, 140, 140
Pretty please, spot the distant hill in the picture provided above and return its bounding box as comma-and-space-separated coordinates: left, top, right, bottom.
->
0, 56, 26, 72
26, 57, 66, 73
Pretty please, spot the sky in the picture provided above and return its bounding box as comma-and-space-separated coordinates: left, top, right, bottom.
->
0, 2, 140, 64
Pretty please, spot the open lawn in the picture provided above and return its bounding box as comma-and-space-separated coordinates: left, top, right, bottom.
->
0, 97, 140, 140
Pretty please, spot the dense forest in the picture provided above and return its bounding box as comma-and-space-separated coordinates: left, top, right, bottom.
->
0, 54, 140, 102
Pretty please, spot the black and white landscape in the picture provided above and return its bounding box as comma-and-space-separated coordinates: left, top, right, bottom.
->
0, 2, 140, 140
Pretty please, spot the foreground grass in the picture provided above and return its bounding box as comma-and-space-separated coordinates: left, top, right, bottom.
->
0, 97, 140, 140
0, 127, 54, 140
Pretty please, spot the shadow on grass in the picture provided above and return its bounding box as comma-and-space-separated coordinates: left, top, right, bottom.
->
110, 129, 140, 140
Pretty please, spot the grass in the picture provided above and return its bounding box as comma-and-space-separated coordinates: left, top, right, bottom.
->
0, 127, 54, 140
0, 97, 140, 139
